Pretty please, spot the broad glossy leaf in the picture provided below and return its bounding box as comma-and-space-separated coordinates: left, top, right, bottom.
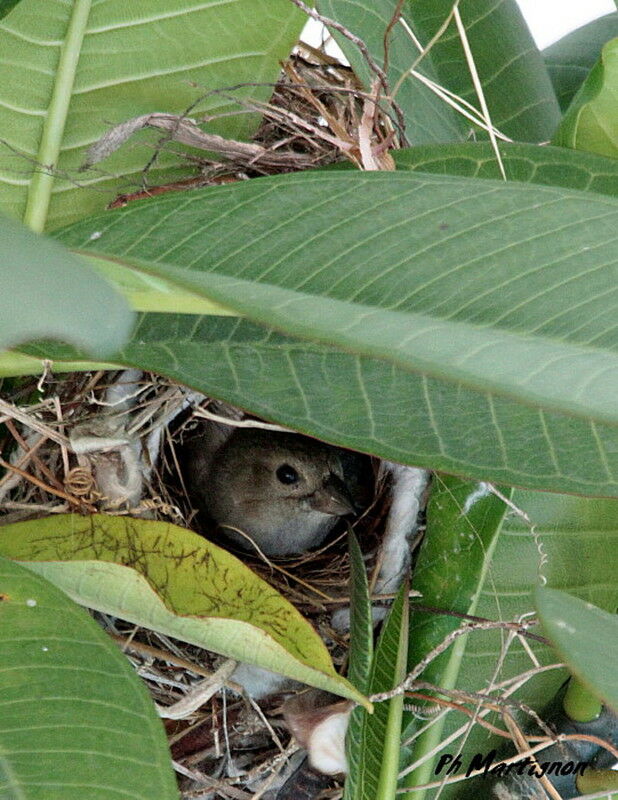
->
0, 0, 304, 230
317, 0, 464, 144
0, 214, 133, 356
0, 557, 178, 800
402, 482, 618, 797
402, 476, 509, 790
536, 588, 618, 712
392, 141, 618, 196
407, 0, 560, 142
46, 170, 618, 496
343, 536, 375, 800
544, 13, 618, 110
553, 38, 618, 159
344, 582, 408, 800
0, 515, 368, 706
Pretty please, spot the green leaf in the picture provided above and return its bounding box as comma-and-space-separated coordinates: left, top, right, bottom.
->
0, 514, 368, 707
376, 587, 409, 800
535, 587, 618, 712
544, 13, 618, 110
0, 0, 304, 230
407, 0, 560, 142
392, 141, 618, 196
0, 0, 21, 20
0, 214, 133, 356
44, 169, 618, 496
347, 530, 373, 694
317, 0, 464, 144
344, 582, 409, 800
0, 556, 178, 800
0, 351, 120, 378
553, 38, 618, 158
401, 483, 618, 798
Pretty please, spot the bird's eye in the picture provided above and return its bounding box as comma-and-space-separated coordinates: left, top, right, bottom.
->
276, 464, 299, 485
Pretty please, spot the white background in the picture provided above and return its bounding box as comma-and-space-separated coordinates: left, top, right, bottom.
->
303, 0, 615, 52
516, 0, 614, 48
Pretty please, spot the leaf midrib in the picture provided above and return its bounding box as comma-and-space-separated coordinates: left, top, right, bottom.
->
23, 0, 92, 232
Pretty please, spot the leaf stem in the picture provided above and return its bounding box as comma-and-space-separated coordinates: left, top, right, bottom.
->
23, 0, 92, 232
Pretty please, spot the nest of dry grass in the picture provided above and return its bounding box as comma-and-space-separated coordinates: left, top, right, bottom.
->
97, 41, 400, 211
0, 364, 393, 799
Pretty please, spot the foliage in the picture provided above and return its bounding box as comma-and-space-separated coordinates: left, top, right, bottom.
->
1, 0, 617, 797
0, 214, 133, 356
0, 557, 178, 800
536, 588, 618, 712
0, 514, 366, 705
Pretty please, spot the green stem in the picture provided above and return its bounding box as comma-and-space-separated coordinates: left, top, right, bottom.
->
23, 0, 92, 232
563, 678, 602, 723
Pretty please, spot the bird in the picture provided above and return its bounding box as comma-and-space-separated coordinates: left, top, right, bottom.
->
181, 425, 362, 557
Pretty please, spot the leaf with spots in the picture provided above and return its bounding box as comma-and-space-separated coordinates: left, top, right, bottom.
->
535, 587, 618, 712
0, 514, 368, 706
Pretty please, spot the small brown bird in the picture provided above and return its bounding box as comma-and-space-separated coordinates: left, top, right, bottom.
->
183, 426, 359, 556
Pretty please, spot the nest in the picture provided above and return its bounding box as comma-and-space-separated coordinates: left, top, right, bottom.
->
0, 365, 398, 799
96, 42, 400, 211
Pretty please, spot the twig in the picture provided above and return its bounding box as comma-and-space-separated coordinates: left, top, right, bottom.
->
502, 711, 565, 800
382, 0, 406, 81
452, 4, 506, 180
3, 420, 64, 492
0, 456, 95, 511
370, 618, 543, 703
0, 398, 70, 447
192, 407, 291, 433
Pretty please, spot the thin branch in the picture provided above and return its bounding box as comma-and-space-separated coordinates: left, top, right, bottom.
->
370, 618, 543, 703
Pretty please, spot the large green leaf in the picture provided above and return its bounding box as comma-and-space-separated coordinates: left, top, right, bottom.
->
0, 557, 179, 800
536, 588, 618, 712
42, 169, 618, 496
553, 38, 618, 159
0, 214, 133, 356
319, 0, 559, 144
317, 0, 464, 144
407, 0, 560, 142
401, 476, 509, 792
0, 0, 304, 231
0, 514, 368, 706
544, 12, 618, 110
392, 141, 618, 195
401, 482, 618, 798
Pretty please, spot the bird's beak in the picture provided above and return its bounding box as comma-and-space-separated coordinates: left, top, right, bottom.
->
309, 473, 356, 516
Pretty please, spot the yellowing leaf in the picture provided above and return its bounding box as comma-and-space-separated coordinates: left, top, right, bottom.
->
0, 514, 369, 707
